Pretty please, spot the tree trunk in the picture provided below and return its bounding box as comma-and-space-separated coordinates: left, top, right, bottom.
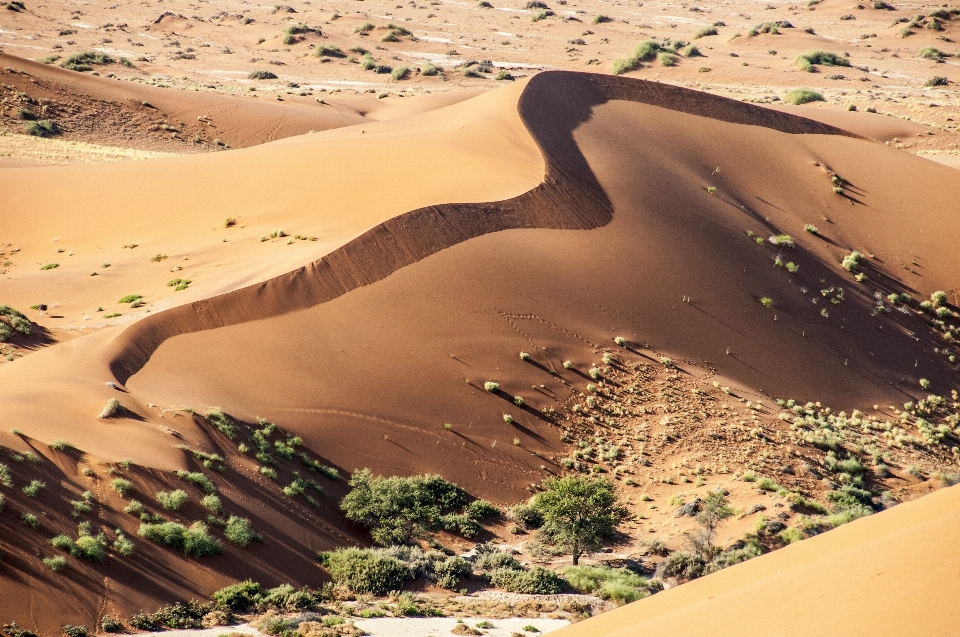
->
572, 550, 580, 566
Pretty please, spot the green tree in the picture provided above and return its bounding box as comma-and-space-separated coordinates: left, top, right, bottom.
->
533, 476, 629, 565
684, 489, 734, 560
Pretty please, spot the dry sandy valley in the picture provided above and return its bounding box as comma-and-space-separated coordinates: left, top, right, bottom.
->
0, 0, 958, 635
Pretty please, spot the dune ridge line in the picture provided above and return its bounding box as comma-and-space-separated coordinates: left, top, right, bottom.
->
107, 71, 859, 384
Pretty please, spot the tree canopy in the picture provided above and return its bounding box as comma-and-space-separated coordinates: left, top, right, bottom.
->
533, 475, 629, 565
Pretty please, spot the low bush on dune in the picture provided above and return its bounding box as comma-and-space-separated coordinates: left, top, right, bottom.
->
693, 26, 718, 39
0, 305, 31, 342
25, 120, 58, 137
488, 565, 563, 594
341, 469, 475, 545
612, 57, 641, 75
156, 489, 189, 511
224, 515, 261, 547
564, 564, 651, 604
795, 50, 851, 72
784, 88, 825, 105
318, 547, 413, 595
316, 43, 344, 58
421, 62, 441, 76
60, 51, 114, 71
248, 70, 278, 80
139, 521, 223, 557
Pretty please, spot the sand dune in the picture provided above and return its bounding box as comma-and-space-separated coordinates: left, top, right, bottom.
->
553, 483, 960, 637
1, 71, 958, 629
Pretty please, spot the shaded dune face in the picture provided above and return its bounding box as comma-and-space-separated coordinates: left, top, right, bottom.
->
121, 72, 957, 500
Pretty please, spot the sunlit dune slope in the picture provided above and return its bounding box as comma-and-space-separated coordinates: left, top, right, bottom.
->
0, 71, 957, 629
0, 76, 542, 329
553, 483, 960, 637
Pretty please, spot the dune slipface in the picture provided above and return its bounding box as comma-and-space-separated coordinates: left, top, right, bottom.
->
0, 72, 957, 629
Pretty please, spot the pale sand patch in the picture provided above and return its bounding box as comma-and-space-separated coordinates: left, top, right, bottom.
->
109, 618, 569, 637
0, 131, 180, 166
354, 616, 570, 636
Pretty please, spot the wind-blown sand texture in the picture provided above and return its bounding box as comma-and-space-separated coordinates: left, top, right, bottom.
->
0, 66, 957, 631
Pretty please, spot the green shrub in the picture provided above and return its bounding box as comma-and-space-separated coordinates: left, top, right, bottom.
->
23, 479, 45, 497
316, 43, 345, 57
421, 62, 440, 76
784, 88, 825, 105
183, 522, 222, 557
75, 535, 106, 562
826, 485, 873, 513
319, 547, 413, 594
633, 40, 661, 61
224, 516, 261, 547
434, 556, 473, 589
917, 46, 945, 60
391, 66, 409, 80
612, 58, 641, 75
200, 494, 222, 514
248, 70, 278, 79
465, 499, 500, 519
113, 532, 134, 557
694, 27, 718, 39
657, 51, 677, 66
175, 471, 216, 494
99, 616, 123, 633
488, 566, 562, 594
0, 463, 12, 487
204, 408, 236, 439
0, 306, 31, 340
111, 478, 133, 497
655, 551, 705, 580
156, 489, 189, 511
25, 119, 58, 137
795, 50, 850, 72
212, 579, 261, 610
60, 51, 113, 71
139, 521, 187, 547
43, 555, 67, 571
564, 564, 649, 604
340, 469, 468, 545
925, 76, 948, 86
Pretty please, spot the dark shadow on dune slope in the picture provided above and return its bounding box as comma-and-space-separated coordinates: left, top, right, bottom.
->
107, 72, 856, 385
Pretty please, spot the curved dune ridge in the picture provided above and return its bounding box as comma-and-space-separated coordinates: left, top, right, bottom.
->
0, 72, 958, 629
106, 71, 855, 383
552, 482, 960, 637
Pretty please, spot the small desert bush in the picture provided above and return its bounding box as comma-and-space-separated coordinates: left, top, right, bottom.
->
175, 470, 217, 494
156, 489, 189, 511
694, 27, 718, 39
98, 398, 123, 419
224, 516, 261, 547
248, 70, 277, 80
612, 57, 641, 75
318, 547, 413, 594
204, 407, 236, 438
43, 555, 67, 571
61, 51, 113, 71
0, 306, 31, 341
488, 566, 562, 594
391, 65, 409, 80
111, 478, 133, 497
784, 88, 825, 104
795, 50, 850, 72
25, 120, 57, 137
564, 564, 650, 604
212, 579, 261, 610
316, 43, 344, 57
421, 62, 440, 76
23, 479, 45, 497
139, 521, 223, 557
